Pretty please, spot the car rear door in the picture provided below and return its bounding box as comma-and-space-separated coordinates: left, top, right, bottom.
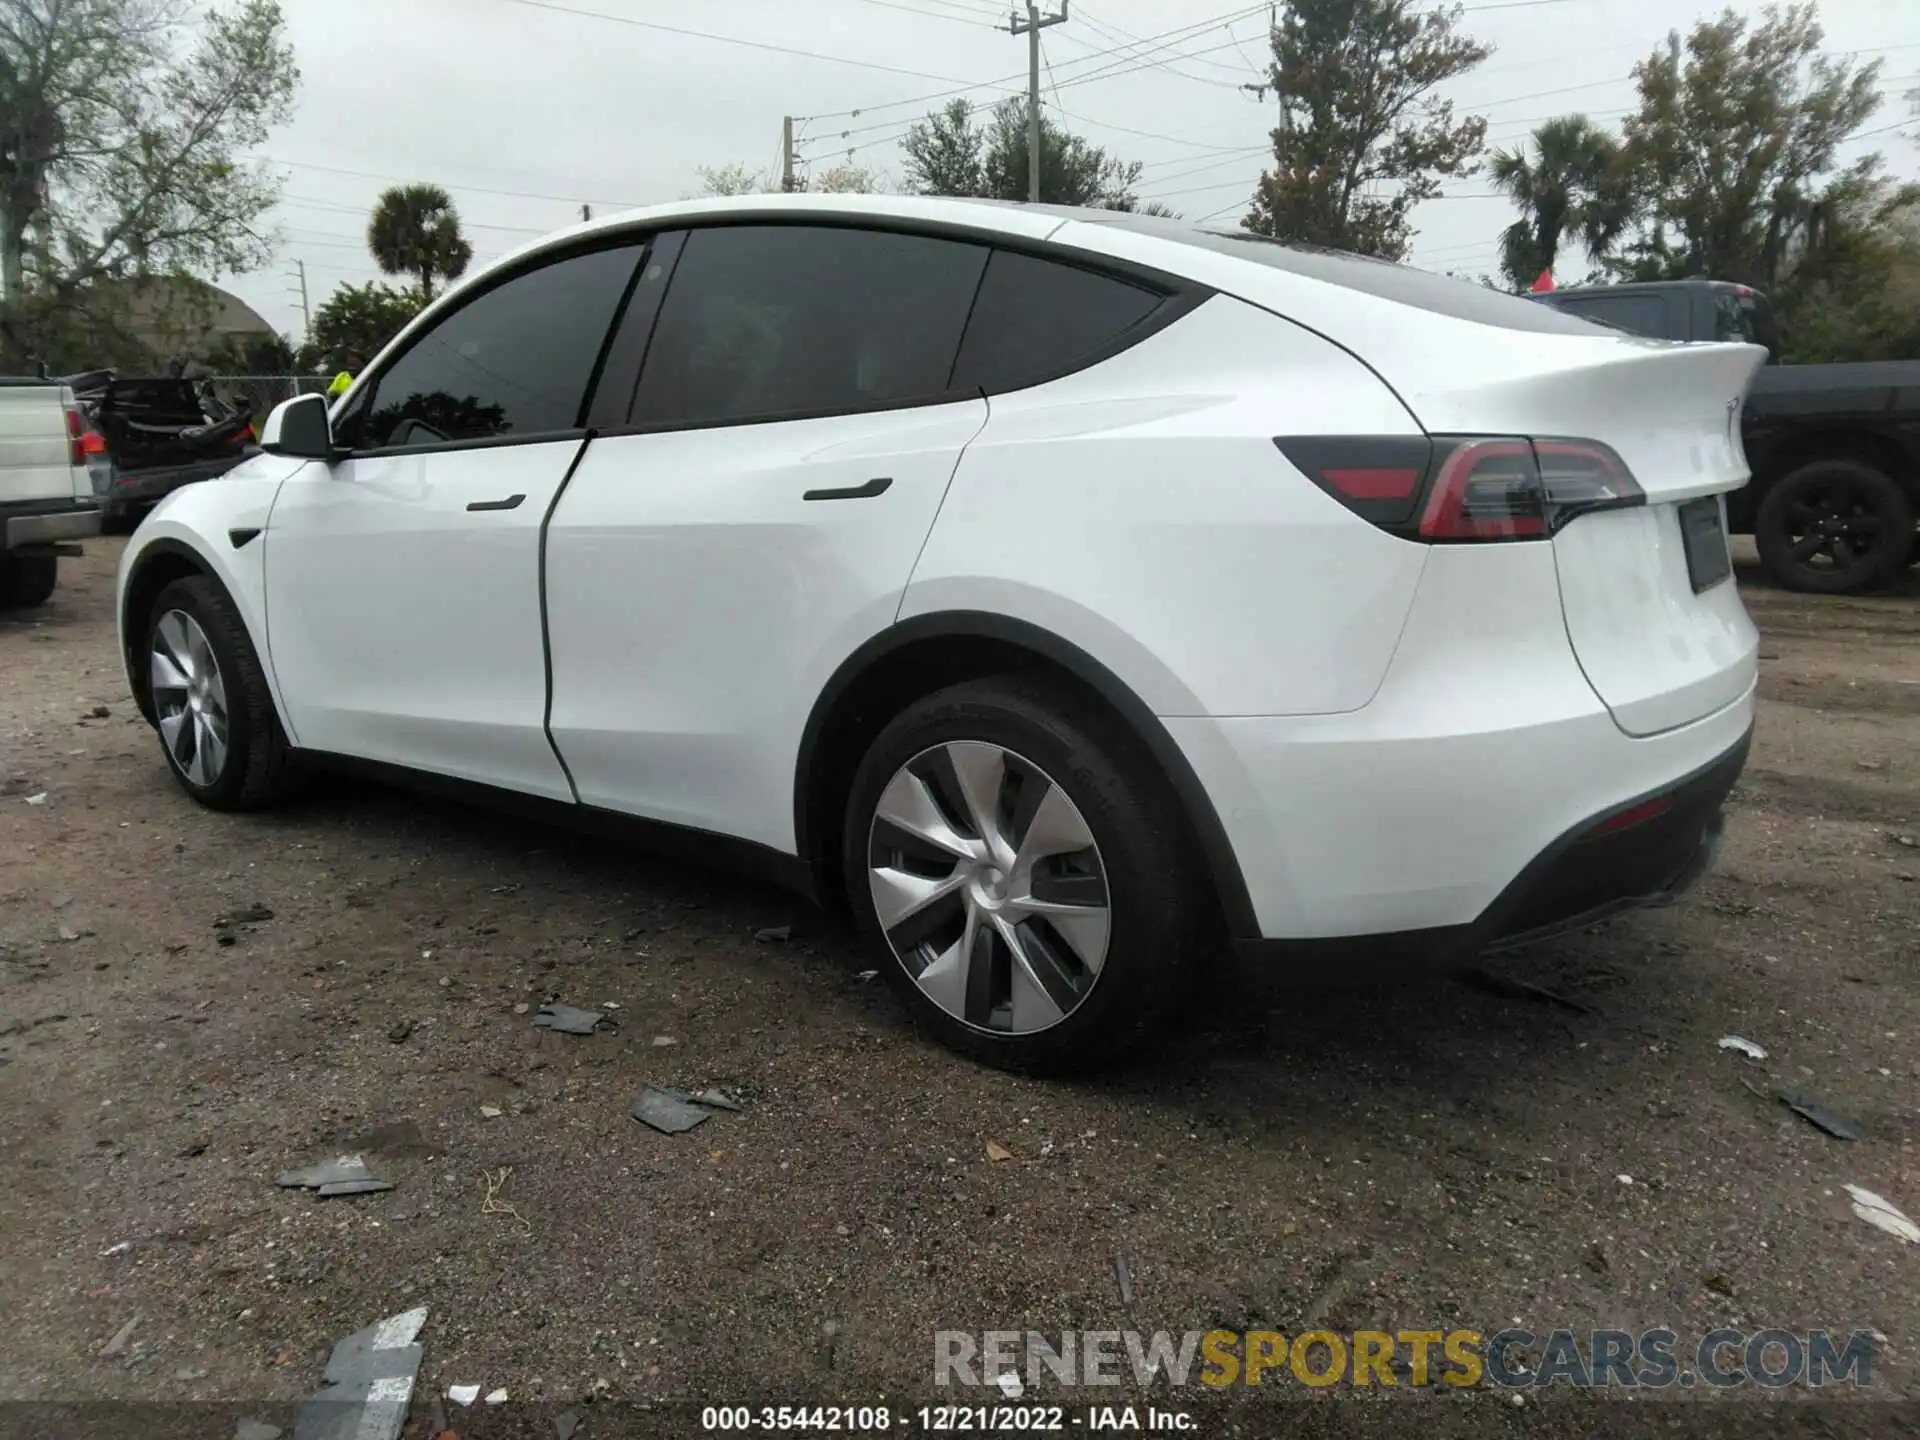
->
543, 222, 991, 851
264, 240, 647, 797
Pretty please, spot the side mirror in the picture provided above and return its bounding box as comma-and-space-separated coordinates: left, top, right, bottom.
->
260, 393, 336, 461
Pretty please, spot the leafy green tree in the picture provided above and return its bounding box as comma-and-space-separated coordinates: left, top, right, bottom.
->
1243, 0, 1490, 260
1489, 116, 1631, 290
0, 0, 299, 368
1606, 5, 1883, 289
901, 97, 1144, 208
299, 281, 422, 373
693, 161, 882, 196
368, 183, 473, 302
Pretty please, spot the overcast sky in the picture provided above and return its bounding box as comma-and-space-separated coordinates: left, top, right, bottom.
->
227, 0, 1919, 341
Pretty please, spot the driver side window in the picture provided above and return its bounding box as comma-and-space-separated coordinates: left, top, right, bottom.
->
337, 242, 646, 452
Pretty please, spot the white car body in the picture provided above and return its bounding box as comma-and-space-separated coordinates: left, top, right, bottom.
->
0, 379, 103, 603
118, 193, 1761, 1004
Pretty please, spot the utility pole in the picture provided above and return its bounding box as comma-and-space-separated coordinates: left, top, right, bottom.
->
289, 259, 311, 336
781, 115, 796, 193
1009, 1, 1067, 203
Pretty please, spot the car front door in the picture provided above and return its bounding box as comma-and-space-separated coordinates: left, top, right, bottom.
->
263, 240, 648, 799
544, 222, 992, 850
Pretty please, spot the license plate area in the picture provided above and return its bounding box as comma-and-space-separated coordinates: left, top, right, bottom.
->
1678, 497, 1730, 593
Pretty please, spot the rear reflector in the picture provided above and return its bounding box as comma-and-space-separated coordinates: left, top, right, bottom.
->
1276, 434, 1645, 542
1590, 795, 1673, 836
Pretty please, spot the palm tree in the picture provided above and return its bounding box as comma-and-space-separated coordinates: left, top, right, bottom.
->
367, 184, 474, 302
1489, 116, 1631, 291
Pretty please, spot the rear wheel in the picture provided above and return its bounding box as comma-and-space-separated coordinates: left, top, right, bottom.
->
0, 553, 58, 608
1754, 459, 1913, 594
146, 575, 301, 810
843, 675, 1204, 1072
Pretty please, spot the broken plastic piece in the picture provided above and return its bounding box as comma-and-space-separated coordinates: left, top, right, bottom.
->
631, 1086, 717, 1134
297, 1307, 427, 1440
277, 1154, 394, 1197
1776, 1089, 1863, 1141
446, 1385, 479, 1407
484, 1388, 508, 1405
533, 1003, 610, 1036
1844, 1185, 1919, 1244
1718, 1035, 1768, 1061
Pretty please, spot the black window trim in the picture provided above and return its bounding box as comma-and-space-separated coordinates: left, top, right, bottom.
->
337, 232, 657, 461
586, 214, 1214, 441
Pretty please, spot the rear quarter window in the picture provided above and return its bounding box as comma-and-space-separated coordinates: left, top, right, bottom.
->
950, 249, 1168, 394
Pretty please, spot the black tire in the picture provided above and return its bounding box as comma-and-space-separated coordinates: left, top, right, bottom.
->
842, 674, 1205, 1073
145, 575, 302, 810
0, 553, 58, 608
1754, 459, 1915, 595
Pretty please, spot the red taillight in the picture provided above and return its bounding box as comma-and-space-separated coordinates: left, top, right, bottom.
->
1591, 795, 1672, 836
65, 406, 107, 465
1276, 435, 1644, 542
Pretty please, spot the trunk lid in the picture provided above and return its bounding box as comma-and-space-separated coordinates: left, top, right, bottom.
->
1410, 337, 1768, 737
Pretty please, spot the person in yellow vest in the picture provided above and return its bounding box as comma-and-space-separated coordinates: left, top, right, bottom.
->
327, 370, 354, 401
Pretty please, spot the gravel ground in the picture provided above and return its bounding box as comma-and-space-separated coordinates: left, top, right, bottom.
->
1, 537, 1915, 1439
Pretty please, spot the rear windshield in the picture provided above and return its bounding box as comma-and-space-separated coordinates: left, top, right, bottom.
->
1070, 211, 1608, 335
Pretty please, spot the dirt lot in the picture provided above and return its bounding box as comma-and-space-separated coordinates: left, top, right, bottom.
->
1, 538, 1915, 1437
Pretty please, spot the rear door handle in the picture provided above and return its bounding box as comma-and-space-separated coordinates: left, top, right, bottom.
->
803, 476, 892, 502
466, 493, 526, 512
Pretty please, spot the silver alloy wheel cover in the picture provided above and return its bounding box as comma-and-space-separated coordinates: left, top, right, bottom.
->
867, 740, 1111, 1035
150, 608, 232, 788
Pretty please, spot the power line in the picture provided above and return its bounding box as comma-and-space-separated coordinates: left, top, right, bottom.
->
492, 0, 1030, 98
263, 155, 643, 209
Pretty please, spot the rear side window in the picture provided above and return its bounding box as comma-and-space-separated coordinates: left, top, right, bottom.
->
630, 225, 988, 428
951, 249, 1167, 394
347, 243, 644, 450
1552, 293, 1672, 340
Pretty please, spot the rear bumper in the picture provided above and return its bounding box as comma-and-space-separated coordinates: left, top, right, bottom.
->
3, 498, 102, 550
1229, 727, 1748, 971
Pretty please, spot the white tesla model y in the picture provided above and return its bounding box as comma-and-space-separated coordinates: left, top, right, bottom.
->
117, 194, 1762, 1069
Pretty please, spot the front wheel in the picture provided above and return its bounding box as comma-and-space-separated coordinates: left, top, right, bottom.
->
842, 675, 1205, 1072
1754, 459, 1914, 594
145, 575, 302, 810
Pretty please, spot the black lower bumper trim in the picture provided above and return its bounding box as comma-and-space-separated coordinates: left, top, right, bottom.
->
1233, 725, 1753, 973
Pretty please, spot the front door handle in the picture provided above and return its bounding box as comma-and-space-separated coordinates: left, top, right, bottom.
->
803, 476, 893, 502
466, 493, 526, 512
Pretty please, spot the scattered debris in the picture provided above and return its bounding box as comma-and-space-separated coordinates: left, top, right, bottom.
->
755, 924, 792, 943
1459, 969, 1594, 1014
650, 1034, 679, 1048
1582, 1243, 1609, 1276
1777, 1090, 1864, 1142
601, 1000, 620, 1010
175, 1367, 210, 1382
1112, 1255, 1135, 1307
554, 1410, 582, 1440
854, 970, 879, 983
387, 1019, 415, 1044
985, 1139, 1013, 1163
1616, 1174, 1633, 1186
513, 1002, 530, 1015
630, 1085, 742, 1134
533, 1003, 611, 1036
100, 1317, 139, 1358
233, 1421, 281, 1440
276, 1154, 395, 1198
480, 1167, 532, 1232
488, 884, 522, 896
1703, 1272, 1734, 1297
24, 792, 47, 806
1844, 1185, 1919, 1244
819, 1319, 840, 1372
480, 1105, 503, 1120
1718, 1035, 1768, 1061
215, 903, 273, 927
56, 926, 80, 943
996, 1370, 1024, 1399
484, 1388, 508, 1405
447, 1385, 480, 1407
293, 1308, 426, 1440
1891, 833, 1917, 849
99, 1241, 131, 1258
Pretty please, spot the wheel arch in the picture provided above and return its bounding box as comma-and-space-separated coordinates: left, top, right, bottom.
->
120, 537, 287, 734
792, 611, 1260, 939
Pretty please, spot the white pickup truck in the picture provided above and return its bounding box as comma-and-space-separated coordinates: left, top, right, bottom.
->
0, 378, 105, 607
